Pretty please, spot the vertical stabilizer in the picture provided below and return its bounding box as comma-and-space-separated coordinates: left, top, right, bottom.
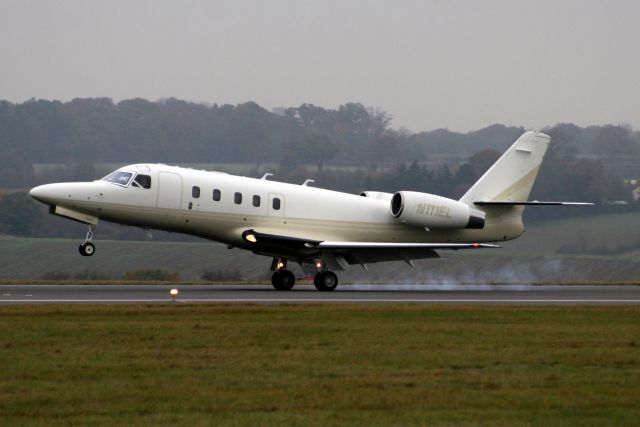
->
459, 131, 550, 205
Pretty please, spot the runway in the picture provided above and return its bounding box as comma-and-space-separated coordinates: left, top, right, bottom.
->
1, 284, 640, 304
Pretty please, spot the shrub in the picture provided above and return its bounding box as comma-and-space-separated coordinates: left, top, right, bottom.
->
123, 269, 180, 281
201, 269, 243, 281
73, 269, 112, 280
40, 271, 71, 280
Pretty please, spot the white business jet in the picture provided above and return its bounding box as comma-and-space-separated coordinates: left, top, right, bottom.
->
29, 131, 588, 291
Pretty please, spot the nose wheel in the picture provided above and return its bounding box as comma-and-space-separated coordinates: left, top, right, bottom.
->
79, 225, 96, 257
79, 242, 95, 257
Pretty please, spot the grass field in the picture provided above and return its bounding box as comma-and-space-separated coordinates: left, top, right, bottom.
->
507, 211, 640, 254
1, 235, 640, 283
1, 211, 639, 282
0, 304, 638, 426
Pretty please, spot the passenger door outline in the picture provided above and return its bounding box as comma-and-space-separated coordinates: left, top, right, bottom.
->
157, 172, 183, 209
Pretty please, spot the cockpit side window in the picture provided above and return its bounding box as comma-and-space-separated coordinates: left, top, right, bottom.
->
133, 174, 152, 189
102, 171, 133, 186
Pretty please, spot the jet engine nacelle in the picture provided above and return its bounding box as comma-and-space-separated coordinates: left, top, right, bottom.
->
390, 191, 485, 229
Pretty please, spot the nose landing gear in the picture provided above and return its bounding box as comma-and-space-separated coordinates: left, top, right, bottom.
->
79, 225, 96, 257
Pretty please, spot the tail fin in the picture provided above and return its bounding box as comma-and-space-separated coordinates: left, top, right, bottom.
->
459, 131, 550, 205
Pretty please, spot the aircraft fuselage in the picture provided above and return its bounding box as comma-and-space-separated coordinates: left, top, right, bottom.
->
30, 164, 523, 253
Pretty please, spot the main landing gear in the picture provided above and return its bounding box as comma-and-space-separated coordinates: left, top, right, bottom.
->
271, 258, 295, 290
78, 225, 96, 257
271, 269, 296, 291
313, 271, 338, 292
270, 258, 339, 291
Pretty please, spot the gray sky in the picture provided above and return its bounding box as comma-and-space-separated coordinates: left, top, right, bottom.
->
1, 0, 639, 132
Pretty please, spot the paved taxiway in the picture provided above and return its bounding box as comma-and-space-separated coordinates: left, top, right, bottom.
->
1, 284, 640, 304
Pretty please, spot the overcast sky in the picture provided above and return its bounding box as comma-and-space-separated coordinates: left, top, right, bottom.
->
1, 0, 638, 132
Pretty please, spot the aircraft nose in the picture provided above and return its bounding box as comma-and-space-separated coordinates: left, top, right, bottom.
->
29, 183, 66, 205
29, 185, 48, 202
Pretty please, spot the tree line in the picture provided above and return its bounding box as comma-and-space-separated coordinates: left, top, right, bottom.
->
0, 97, 639, 239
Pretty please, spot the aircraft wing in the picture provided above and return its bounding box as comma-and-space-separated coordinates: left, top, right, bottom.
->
241, 229, 499, 269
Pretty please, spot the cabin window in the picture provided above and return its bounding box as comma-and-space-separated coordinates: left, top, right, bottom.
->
234, 192, 242, 205
133, 174, 151, 189
272, 197, 281, 210
192, 186, 200, 198
102, 171, 133, 186
253, 195, 261, 207
213, 189, 221, 201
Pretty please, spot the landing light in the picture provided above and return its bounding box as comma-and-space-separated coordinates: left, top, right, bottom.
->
245, 234, 257, 243
316, 261, 323, 269
170, 288, 179, 302
277, 261, 285, 269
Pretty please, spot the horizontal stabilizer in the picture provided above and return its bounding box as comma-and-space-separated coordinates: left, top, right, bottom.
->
474, 201, 593, 206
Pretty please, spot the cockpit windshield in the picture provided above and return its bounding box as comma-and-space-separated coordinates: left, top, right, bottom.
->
102, 171, 133, 186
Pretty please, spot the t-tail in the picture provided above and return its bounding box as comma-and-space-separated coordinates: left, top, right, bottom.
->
460, 131, 591, 239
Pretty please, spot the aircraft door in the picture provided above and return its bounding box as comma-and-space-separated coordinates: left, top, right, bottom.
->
268, 193, 285, 217
157, 172, 183, 209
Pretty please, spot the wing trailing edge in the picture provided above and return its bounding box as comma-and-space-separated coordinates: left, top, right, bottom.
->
316, 241, 500, 250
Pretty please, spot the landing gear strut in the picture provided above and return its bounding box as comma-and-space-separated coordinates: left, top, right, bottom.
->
79, 225, 96, 257
271, 258, 295, 290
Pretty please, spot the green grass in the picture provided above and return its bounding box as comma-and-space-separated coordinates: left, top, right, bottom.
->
0, 237, 264, 281
1, 211, 639, 282
506, 211, 640, 253
0, 304, 638, 426
3, 237, 640, 284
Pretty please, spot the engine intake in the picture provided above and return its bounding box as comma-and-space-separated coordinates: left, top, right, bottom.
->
390, 191, 485, 229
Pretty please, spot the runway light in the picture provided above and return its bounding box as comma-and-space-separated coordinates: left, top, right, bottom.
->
170, 288, 179, 302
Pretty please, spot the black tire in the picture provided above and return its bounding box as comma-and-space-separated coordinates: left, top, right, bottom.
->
314, 271, 338, 291
271, 270, 295, 290
79, 242, 95, 257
